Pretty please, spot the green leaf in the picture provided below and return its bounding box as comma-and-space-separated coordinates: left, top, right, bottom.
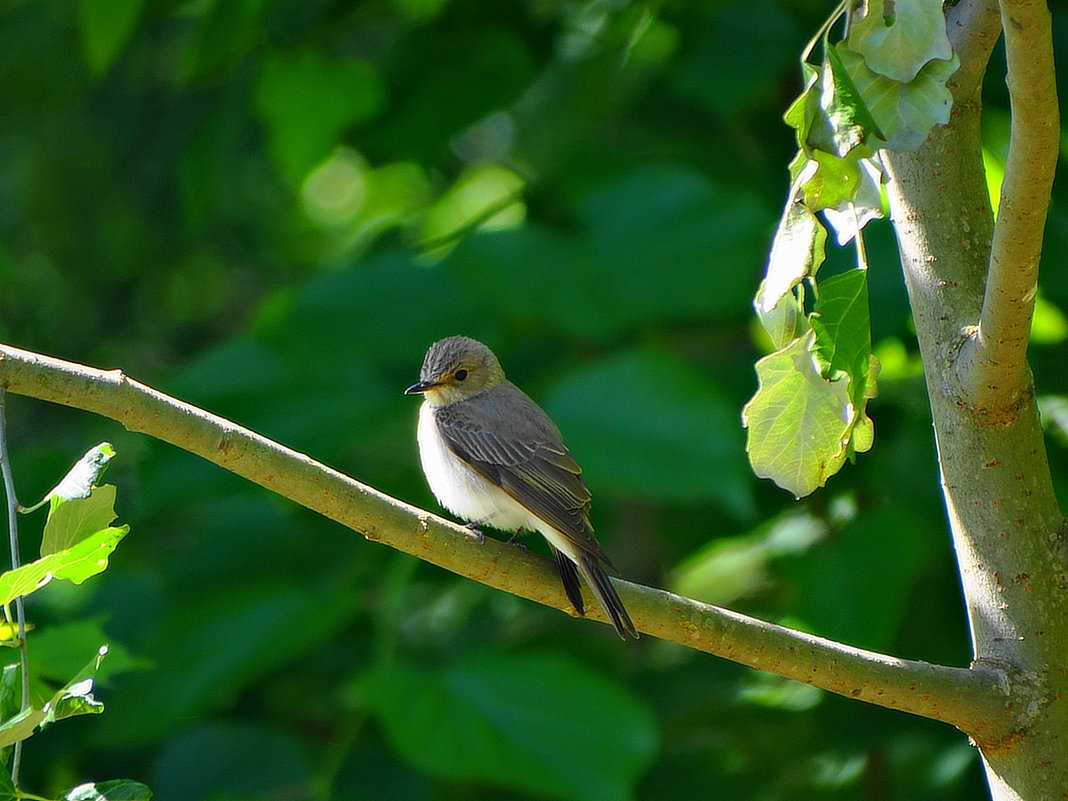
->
846, 0, 952, 83
154, 724, 305, 800
421, 165, 526, 255
360, 652, 658, 801
756, 279, 808, 352
811, 269, 878, 456
0, 647, 108, 748
0, 705, 42, 751
801, 148, 873, 214
1031, 292, 1068, 344
0, 526, 128, 606
63, 780, 153, 801
546, 349, 754, 516
254, 50, 386, 182
43, 646, 109, 728
783, 61, 821, 146
759, 194, 826, 321
76, 0, 143, 74
44, 677, 105, 725
816, 43, 883, 156
51, 526, 128, 583
787, 45, 881, 160
97, 581, 361, 746
838, 44, 959, 152
28, 619, 144, 693
779, 505, 941, 650
739, 671, 824, 711
820, 156, 884, 245
0, 761, 15, 801
744, 272, 878, 498
742, 332, 856, 498
672, 511, 826, 605
0, 665, 19, 725
42, 443, 115, 515
182, 0, 269, 79
43, 484, 119, 556
810, 269, 873, 389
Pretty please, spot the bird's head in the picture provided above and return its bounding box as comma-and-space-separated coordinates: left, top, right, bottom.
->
404, 336, 506, 406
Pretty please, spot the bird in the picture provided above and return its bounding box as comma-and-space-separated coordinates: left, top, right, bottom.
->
404, 336, 637, 639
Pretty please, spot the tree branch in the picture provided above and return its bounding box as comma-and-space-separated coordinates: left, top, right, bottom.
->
967, 0, 1058, 414
0, 343, 1025, 745
881, 2, 1068, 793
946, 0, 1002, 99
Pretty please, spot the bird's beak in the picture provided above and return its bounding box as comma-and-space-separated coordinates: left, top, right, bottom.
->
404, 379, 440, 395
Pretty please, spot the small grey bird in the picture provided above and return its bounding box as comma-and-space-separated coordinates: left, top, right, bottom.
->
404, 336, 637, 639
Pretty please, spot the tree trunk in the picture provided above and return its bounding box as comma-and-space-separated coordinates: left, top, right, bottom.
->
882, 1, 1068, 796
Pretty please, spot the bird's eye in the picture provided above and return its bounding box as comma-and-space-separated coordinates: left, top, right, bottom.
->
454, 369, 468, 381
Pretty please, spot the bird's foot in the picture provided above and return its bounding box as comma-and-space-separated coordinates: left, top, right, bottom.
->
505, 530, 528, 551
463, 521, 486, 544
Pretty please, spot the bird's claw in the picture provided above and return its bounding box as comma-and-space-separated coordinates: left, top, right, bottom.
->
464, 521, 486, 544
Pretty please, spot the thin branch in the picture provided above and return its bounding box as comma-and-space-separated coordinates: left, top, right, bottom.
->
0, 388, 30, 783
970, 0, 1058, 412
0, 343, 1025, 746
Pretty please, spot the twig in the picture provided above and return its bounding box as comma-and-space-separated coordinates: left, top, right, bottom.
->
0, 343, 1025, 746
0, 387, 30, 783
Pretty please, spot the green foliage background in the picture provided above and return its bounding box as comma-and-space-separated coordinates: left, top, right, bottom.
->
1, 1, 1067, 799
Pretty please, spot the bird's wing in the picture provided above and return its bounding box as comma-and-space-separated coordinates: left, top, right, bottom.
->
434, 383, 613, 563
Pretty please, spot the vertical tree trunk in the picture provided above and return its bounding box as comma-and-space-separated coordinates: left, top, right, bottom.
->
882, 2, 1068, 797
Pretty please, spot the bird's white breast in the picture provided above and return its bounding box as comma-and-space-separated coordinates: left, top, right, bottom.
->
416, 401, 552, 537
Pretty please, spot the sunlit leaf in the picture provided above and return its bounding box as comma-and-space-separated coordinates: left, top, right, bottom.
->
801, 148, 874, 213
0, 647, 108, 748
838, 44, 959, 152
817, 44, 883, 156
739, 671, 824, 711
64, 779, 153, 801
672, 511, 827, 605
421, 165, 526, 256
810, 269, 872, 387
783, 61, 821, 146
743, 332, 857, 497
1031, 293, 1068, 344
847, 0, 952, 83
44, 677, 105, 725
760, 196, 826, 319
43, 443, 115, 514
811, 269, 877, 454
756, 281, 808, 352
254, 50, 386, 182
43, 484, 119, 556
821, 156, 885, 245
0, 527, 128, 606
76, 0, 143, 74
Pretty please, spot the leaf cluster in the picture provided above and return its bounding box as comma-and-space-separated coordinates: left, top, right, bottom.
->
744, 0, 959, 497
0, 445, 145, 799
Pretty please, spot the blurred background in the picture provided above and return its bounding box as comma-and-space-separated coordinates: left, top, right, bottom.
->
1, 1, 1067, 799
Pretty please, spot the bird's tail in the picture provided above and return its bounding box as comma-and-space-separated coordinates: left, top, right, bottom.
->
555, 549, 637, 640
